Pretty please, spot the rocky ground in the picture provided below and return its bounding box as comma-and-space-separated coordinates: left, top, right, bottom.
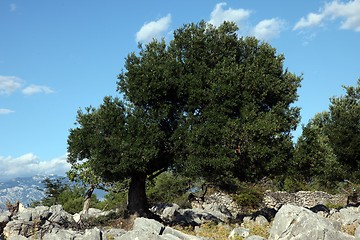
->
0, 193, 360, 239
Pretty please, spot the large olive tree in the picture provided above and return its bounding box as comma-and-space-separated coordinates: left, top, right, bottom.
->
67, 21, 301, 215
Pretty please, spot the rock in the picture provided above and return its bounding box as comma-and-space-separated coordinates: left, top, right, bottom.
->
18, 203, 26, 213
269, 204, 355, 240
245, 236, 267, 240
7, 235, 29, 240
338, 206, 360, 225
103, 228, 127, 239
161, 204, 180, 221
0, 211, 11, 225
34, 206, 52, 221
133, 217, 165, 234
3, 220, 36, 239
355, 225, 360, 239
48, 205, 75, 227
17, 211, 32, 221
123, 217, 203, 240
255, 215, 269, 226
118, 230, 165, 240
73, 213, 81, 223
42, 228, 80, 240
163, 226, 204, 240
228, 227, 250, 239
78, 227, 102, 240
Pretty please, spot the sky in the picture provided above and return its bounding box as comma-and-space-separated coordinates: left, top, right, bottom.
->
0, 0, 359, 181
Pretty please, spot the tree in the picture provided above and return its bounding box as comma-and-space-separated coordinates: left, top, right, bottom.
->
291, 79, 360, 188
292, 112, 344, 188
67, 159, 118, 213
41, 177, 67, 206
67, 21, 301, 215
326, 79, 360, 180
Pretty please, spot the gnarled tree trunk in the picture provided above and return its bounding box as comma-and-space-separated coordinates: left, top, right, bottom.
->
83, 184, 95, 213
127, 173, 148, 216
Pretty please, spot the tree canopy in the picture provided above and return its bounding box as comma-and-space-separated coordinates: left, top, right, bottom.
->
67, 21, 301, 215
293, 79, 360, 189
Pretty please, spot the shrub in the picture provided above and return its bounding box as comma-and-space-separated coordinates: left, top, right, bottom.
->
232, 186, 263, 211
147, 171, 190, 207
95, 191, 127, 211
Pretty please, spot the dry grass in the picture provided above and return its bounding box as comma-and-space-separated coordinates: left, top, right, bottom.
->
341, 224, 357, 236
173, 221, 271, 240
174, 222, 235, 240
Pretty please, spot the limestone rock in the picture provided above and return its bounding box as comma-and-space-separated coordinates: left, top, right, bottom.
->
269, 204, 355, 240
103, 228, 127, 239
133, 217, 165, 234
245, 236, 267, 240
42, 228, 80, 240
229, 227, 250, 239
355, 224, 360, 240
78, 227, 102, 240
163, 226, 203, 240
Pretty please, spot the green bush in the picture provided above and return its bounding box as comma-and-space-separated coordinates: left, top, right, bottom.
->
95, 191, 127, 211
282, 177, 308, 193
232, 186, 263, 211
147, 171, 190, 207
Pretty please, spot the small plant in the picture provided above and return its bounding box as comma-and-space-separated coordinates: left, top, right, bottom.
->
232, 187, 263, 211
324, 202, 344, 210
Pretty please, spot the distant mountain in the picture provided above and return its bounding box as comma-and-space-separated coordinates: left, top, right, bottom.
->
0, 175, 62, 211
0, 175, 106, 212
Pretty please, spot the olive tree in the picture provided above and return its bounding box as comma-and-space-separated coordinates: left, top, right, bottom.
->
68, 21, 301, 215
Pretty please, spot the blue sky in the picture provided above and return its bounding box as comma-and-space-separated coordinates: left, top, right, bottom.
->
0, 0, 359, 180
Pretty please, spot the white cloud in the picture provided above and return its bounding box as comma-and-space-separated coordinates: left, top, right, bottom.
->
22, 84, 54, 95
0, 153, 70, 180
0, 109, 14, 115
209, 2, 251, 27
294, 0, 360, 32
0, 76, 22, 95
10, 3, 17, 12
136, 14, 171, 43
251, 18, 286, 40
294, 13, 324, 30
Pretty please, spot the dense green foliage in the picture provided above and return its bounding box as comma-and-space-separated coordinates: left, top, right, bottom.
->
67, 21, 301, 213
32, 178, 99, 214
40, 177, 67, 206
327, 79, 360, 179
293, 79, 360, 190
147, 172, 191, 208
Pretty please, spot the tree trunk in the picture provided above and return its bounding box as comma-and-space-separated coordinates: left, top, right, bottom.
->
83, 184, 95, 213
127, 173, 148, 216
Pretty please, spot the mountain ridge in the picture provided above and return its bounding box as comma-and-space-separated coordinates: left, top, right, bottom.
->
0, 174, 63, 211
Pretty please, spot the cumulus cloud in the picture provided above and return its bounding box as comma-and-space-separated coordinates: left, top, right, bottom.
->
0, 153, 70, 180
294, 0, 360, 31
209, 2, 251, 27
0, 109, 14, 115
136, 14, 171, 43
22, 84, 54, 95
251, 18, 286, 40
0, 76, 22, 95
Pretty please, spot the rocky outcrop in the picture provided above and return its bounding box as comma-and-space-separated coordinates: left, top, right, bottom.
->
0, 204, 207, 240
269, 204, 356, 240
1, 200, 359, 239
152, 203, 233, 226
